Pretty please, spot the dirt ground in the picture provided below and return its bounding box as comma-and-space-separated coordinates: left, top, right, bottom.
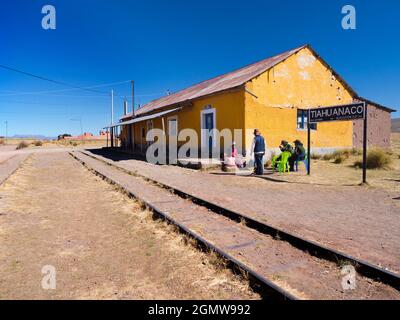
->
267, 134, 400, 194
2, 138, 107, 149
0, 152, 258, 300
85, 145, 400, 275
71, 151, 400, 300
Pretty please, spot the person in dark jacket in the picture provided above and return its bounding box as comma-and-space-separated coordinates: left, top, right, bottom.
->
251, 129, 266, 175
289, 139, 306, 171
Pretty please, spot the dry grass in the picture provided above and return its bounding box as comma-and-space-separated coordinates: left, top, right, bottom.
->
32, 140, 43, 147
322, 153, 333, 161
333, 155, 344, 164
0, 139, 4, 145
3, 138, 37, 145
54, 139, 108, 148
354, 149, 392, 170
0, 152, 258, 300
3, 138, 107, 149
271, 135, 400, 193
321, 148, 362, 163
311, 153, 322, 160
16, 141, 29, 150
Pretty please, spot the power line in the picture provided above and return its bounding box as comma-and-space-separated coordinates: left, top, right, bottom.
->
0, 63, 168, 118
0, 93, 109, 98
0, 63, 166, 100
0, 63, 111, 94
0, 91, 164, 99
0, 111, 109, 115
0, 80, 132, 97
0, 99, 108, 107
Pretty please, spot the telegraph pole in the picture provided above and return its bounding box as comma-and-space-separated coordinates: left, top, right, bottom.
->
131, 80, 135, 115
5, 121, 8, 143
111, 90, 114, 125
79, 118, 83, 141
131, 81, 135, 151
111, 90, 114, 148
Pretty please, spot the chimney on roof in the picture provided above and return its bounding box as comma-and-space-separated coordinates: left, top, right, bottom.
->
123, 100, 128, 116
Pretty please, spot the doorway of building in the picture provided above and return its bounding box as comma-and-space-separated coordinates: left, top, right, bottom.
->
201, 108, 216, 157
168, 116, 178, 162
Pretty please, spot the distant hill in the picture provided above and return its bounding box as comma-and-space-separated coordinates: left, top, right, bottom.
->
10, 135, 55, 140
392, 118, 400, 133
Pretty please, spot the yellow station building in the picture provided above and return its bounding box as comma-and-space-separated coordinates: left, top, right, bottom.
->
113, 44, 394, 157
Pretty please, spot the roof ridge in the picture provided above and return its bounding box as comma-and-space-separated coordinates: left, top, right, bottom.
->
129, 44, 308, 117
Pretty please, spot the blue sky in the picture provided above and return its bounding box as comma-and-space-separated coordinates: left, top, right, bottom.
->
1, 0, 399, 136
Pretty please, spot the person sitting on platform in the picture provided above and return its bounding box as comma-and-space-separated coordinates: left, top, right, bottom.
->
231, 141, 245, 168
289, 139, 306, 171
279, 140, 293, 154
272, 140, 293, 168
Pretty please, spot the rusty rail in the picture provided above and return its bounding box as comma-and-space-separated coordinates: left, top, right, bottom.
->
70, 151, 297, 300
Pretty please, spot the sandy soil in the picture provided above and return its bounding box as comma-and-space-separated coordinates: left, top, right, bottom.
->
85, 148, 400, 274
72, 151, 400, 300
0, 152, 258, 300
1, 139, 107, 151
266, 147, 400, 195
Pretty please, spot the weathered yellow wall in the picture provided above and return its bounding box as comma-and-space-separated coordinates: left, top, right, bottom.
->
121, 89, 245, 151
121, 47, 355, 153
244, 47, 354, 149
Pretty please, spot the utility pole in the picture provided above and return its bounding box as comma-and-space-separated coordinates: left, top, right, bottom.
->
110, 90, 114, 148
5, 121, 8, 143
111, 90, 114, 125
79, 118, 83, 141
131, 80, 135, 115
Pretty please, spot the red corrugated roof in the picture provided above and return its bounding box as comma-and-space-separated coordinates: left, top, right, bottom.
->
120, 44, 395, 122
121, 44, 308, 120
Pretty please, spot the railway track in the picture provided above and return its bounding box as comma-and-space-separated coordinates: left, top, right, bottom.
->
70, 150, 400, 300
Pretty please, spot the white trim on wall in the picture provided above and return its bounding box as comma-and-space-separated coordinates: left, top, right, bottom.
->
147, 120, 154, 143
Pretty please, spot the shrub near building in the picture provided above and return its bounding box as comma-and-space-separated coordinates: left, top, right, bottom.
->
354, 149, 392, 169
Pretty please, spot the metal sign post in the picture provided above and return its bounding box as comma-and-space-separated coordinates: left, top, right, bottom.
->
307, 109, 311, 175
306, 102, 367, 184
362, 102, 368, 184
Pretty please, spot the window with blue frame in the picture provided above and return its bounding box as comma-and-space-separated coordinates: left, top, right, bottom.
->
297, 109, 317, 130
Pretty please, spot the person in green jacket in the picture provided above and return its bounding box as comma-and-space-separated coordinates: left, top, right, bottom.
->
279, 140, 293, 154
272, 140, 293, 170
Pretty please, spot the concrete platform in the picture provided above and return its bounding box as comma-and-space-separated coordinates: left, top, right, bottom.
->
177, 157, 222, 170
